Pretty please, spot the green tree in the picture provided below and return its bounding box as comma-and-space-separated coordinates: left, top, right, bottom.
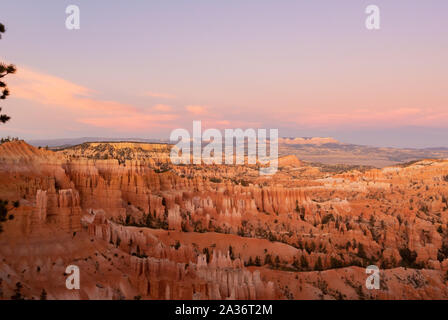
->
330, 257, 343, 269
0, 199, 9, 233
40, 289, 47, 300
11, 282, 23, 300
264, 253, 272, 266
274, 255, 281, 267
0, 23, 17, 124
314, 257, 323, 271
399, 248, 417, 267
292, 256, 300, 269
202, 247, 210, 263
228, 245, 235, 260
357, 243, 367, 259
300, 255, 309, 270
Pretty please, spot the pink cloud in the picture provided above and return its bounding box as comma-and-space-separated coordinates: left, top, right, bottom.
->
142, 91, 175, 99
281, 107, 448, 129
152, 104, 173, 112
79, 113, 178, 131
8, 65, 447, 137
8, 66, 178, 131
185, 105, 207, 115
202, 119, 263, 129
10, 67, 135, 115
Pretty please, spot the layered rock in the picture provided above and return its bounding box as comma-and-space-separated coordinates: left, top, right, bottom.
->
1, 140, 448, 300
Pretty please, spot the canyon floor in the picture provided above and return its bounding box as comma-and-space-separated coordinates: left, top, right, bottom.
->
1, 140, 448, 300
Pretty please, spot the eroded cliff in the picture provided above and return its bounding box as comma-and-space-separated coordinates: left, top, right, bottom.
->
1, 141, 448, 300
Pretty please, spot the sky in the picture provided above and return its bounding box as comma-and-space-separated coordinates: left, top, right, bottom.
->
0, 0, 447, 148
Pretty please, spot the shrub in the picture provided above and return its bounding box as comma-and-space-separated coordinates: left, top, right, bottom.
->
357, 243, 367, 259
314, 257, 323, 271
321, 214, 334, 225
274, 255, 280, 267
437, 243, 448, 262
263, 253, 272, 266
330, 257, 343, 269
0, 199, 9, 232
40, 289, 47, 300
229, 245, 235, 260
300, 255, 309, 270
203, 247, 211, 263
399, 248, 418, 267
11, 282, 23, 300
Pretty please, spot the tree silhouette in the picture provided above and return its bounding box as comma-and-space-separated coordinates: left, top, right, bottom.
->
0, 23, 17, 124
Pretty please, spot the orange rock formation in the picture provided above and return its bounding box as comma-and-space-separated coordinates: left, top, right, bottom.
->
1, 140, 448, 300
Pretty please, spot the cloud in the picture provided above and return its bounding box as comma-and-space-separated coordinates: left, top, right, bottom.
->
79, 113, 178, 131
279, 107, 448, 129
8, 65, 447, 139
152, 104, 173, 112
142, 91, 175, 99
202, 119, 263, 129
8, 65, 178, 132
186, 105, 207, 115
11, 66, 136, 115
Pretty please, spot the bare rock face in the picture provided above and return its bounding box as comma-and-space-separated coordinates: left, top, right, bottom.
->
278, 155, 303, 168
1, 141, 448, 300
